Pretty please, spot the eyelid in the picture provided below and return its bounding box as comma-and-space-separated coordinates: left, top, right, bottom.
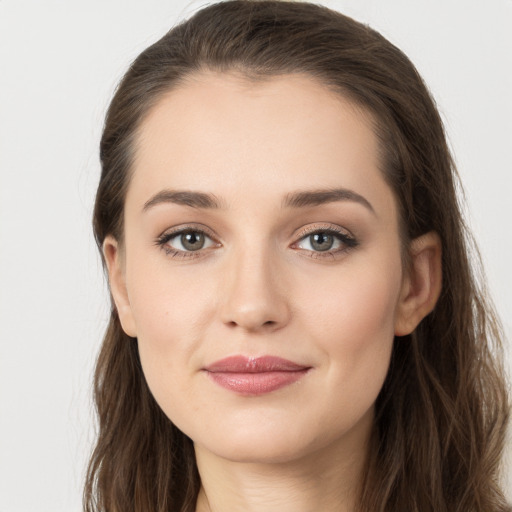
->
294, 223, 353, 239
155, 223, 221, 258
155, 222, 358, 260
157, 223, 219, 241
291, 222, 359, 258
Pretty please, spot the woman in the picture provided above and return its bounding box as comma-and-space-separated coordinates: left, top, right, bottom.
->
85, 1, 510, 511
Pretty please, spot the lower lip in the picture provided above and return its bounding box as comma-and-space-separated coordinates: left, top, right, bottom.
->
205, 369, 310, 395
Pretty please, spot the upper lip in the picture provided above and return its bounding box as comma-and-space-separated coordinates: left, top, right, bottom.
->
203, 355, 309, 373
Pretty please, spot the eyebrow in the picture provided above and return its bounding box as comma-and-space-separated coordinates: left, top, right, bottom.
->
142, 190, 224, 211
283, 188, 375, 214
142, 187, 375, 215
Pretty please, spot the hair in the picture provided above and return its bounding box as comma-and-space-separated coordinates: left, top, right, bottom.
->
85, 1, 510, 511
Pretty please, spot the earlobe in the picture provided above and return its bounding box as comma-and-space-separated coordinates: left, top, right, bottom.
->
103, 236, 137, 338
394, 231, 442, 336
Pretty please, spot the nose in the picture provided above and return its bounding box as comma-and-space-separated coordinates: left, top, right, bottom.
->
219, 245, 291, 333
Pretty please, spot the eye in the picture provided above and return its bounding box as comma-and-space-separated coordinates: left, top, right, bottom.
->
293, 226, 358, 258
299, 232, 338, 252
156, 227, 219, 257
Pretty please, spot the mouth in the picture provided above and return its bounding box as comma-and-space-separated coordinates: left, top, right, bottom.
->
202, 355, 311, 395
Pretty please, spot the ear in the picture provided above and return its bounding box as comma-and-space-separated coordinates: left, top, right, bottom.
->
394, 231, 442, 336
103, 235, 137, 338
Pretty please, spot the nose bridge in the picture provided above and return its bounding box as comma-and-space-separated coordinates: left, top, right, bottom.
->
219, 237, 290, 332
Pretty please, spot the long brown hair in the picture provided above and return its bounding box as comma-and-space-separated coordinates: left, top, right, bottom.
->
85, 1, 510, 511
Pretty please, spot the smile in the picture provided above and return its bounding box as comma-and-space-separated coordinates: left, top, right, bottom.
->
203, 355, 311, 396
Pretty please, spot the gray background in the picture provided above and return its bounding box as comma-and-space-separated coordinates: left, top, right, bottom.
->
1, 0, 511, 510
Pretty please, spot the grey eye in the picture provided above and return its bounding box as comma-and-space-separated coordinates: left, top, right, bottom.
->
309, 232, 334, 251
180, 231, 206, 251
161, 229, 216, 253
295, 228, 356, 255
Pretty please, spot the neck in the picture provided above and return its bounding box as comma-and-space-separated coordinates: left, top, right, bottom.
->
194, 418, 371, 512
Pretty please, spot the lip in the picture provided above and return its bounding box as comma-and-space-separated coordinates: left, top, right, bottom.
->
203, 355, 311, 395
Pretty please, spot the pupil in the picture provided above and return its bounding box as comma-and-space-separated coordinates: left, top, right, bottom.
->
311, 233, 333, 251
182, 232, 205, 251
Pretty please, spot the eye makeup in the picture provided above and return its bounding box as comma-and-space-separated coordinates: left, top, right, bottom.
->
291, 223, 359, 260
155, 224, 221, 259
154, 221, 359, 261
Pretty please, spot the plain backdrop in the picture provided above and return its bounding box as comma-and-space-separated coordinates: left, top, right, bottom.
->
0, 1, 511, 510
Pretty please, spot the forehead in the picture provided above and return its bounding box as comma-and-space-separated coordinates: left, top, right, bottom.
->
127, 71, 394, 216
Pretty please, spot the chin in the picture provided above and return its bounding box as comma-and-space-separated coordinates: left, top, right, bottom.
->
192, 414, 352, 465
189, 402, 376, 467
198, 432, 317, 464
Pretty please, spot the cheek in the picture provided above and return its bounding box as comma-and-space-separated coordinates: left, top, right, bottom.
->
297, 253, 403, 399
301, 252, 402, 343
123, 253, 211, 390
126, 237, 213, 340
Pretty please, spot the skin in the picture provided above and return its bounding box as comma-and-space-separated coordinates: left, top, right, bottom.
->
105, 72, 442, 512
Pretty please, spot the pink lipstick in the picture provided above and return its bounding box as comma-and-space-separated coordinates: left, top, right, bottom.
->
203, 356, 310, 395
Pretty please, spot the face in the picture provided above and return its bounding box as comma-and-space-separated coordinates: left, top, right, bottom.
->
108, 72, 410, 465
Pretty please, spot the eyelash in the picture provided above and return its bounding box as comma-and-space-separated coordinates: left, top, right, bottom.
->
155, 225, 219, 259
292, 225, 359, 260
155, 224, 358, 260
